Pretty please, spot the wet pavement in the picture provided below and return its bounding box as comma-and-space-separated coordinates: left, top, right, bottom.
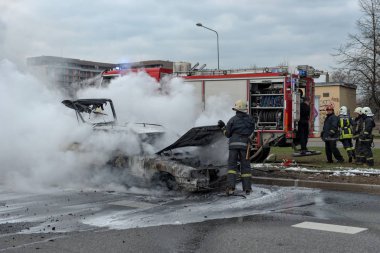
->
1, 185, 380, 252
0, 185, 317, 233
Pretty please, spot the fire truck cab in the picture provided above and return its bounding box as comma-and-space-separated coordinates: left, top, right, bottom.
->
101, 67, 172, 86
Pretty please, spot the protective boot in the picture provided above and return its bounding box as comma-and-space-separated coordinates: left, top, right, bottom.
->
348, 150, 353, 163
226, 170, 236, 196
226, 187, 235, 196
241, 175, 251, 192
240, 157, 252, 195
355, 156, 364, 165
367, 158, 374, 167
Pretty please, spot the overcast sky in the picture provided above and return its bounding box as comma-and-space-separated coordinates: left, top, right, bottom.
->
0, 0, 362, 72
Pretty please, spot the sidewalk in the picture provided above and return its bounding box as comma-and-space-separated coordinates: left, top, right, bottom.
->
251, 162, 380, 195
256, 134, 380, 194
252, 176, 380, 195
308, 138, 380, 147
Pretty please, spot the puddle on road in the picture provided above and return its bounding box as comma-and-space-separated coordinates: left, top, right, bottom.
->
83, 185, 319, 230
0, 185, 319, 233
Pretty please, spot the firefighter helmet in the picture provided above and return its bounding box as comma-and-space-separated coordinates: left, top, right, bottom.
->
354, 107, 362, 115
362, 107, 374, 116
233, 99, 248, 113
339, 106, 348, 115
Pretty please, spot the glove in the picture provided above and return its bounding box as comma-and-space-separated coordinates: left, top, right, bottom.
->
217, 120, 225, 129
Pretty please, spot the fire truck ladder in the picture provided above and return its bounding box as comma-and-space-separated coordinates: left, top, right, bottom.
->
175, 66, 289, 77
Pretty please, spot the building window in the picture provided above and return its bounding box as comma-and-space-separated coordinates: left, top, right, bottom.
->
323, 92, 329, 97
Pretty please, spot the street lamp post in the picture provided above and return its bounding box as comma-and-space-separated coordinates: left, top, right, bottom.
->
196, 23, 219, 70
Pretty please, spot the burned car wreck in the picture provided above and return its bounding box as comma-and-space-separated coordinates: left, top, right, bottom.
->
63, 98, 228, 192
140, 125, 228, 192
62, 98, 165, 147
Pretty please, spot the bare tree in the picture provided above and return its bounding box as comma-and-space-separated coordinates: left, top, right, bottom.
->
335, 0, 380, 112
330, 69, 358, 83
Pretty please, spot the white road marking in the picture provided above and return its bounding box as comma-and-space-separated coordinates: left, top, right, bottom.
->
292, 222, 367, 234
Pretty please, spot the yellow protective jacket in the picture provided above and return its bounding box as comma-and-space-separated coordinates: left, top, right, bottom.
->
338, 114, 354, 139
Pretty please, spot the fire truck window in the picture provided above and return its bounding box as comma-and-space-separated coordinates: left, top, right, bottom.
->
323, 92, 329, 97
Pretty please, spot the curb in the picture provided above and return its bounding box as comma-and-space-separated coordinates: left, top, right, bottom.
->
252, 176, 380, 195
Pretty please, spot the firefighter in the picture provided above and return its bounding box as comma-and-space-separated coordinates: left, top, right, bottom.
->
321, 105, 344, 163
338, 106, 355, 162
298, 97, 311, 154
356, 107, 376, 166
352, 107, 364, 158
217, 99, 255, 196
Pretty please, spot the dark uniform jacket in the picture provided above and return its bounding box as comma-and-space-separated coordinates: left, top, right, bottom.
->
353, 114, 364, 137
225, 111, 255, 149
360, 115, 376, 140
322, 113, 339, 140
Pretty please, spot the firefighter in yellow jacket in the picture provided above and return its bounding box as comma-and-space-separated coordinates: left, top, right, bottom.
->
338, 106, 355, 162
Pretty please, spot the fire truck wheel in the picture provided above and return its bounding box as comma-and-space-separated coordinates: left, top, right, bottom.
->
250, 146, 270, 163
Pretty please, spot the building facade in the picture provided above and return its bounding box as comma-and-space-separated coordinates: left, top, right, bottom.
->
27, 56, 175, 95
315, 82, 357, 128
27, 56, 117, 94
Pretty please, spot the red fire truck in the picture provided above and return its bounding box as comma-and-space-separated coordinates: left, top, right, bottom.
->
101, 67, 172, 86
101, 65, 323, 162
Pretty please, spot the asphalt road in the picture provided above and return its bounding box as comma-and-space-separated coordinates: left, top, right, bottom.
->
0, 185, 379, 252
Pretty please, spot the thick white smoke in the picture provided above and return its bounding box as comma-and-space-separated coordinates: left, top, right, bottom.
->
0, 60, 234, 192
0, 59, 87, 191
78, 72, 200, 148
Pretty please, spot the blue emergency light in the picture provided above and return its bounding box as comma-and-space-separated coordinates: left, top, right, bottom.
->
298, 70, 307, 77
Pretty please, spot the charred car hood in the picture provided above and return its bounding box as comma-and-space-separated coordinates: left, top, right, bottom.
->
156, 125, 223, 154
62, 99, 111, 113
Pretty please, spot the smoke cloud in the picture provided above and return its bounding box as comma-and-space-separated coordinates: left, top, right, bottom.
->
0, 60, 234, 192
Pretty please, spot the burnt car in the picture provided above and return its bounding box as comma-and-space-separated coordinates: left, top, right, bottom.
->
63, 99, 228, 192
62, 98, 165, 146
141, 125, 228, 192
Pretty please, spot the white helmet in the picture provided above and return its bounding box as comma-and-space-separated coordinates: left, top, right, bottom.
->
362, 106, 374, 116
233, 99, 248, 113
339, 106, 348, 116
354, 107, 362, 115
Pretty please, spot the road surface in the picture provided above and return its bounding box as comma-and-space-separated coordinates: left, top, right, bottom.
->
0, 184, 379, 252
